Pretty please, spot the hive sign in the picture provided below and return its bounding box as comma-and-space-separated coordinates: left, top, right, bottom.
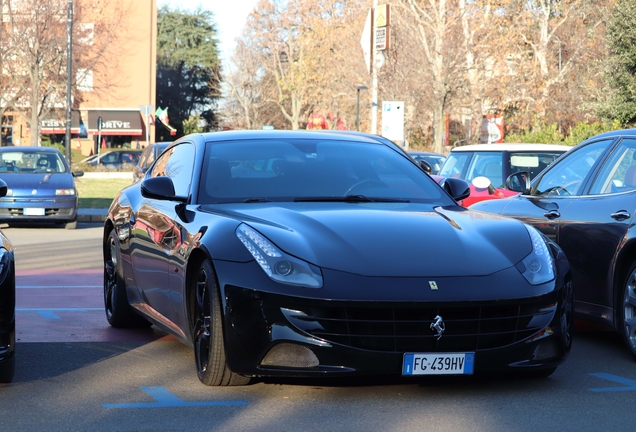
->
382, 101, 404, 142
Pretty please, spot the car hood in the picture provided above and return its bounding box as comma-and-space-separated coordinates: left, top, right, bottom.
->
200, 202, 532, 277
1, 173, 74, 194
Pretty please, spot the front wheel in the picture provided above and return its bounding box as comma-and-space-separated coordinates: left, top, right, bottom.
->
192, 259, 250, 386
620, 262, 636, 358
104, 230, 150, 328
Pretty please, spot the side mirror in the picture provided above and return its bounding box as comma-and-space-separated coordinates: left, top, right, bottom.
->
73, 170, 84, 177
418, 159, 432, 173
141, 176, 187, 203
440, 177, 470, 202
472, 176, 496, 195
506, 171, 531, 193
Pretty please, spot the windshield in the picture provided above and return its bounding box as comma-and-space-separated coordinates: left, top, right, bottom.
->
0, 151, 67, 173
439, 150, 566, 187
199, 138, 451, 205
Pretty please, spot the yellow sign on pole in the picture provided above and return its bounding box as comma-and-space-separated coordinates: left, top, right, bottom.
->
375, 4, 390, 28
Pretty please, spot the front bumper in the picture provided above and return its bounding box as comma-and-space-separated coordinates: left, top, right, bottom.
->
215, 261, 572, 378
0, 197, 78, 223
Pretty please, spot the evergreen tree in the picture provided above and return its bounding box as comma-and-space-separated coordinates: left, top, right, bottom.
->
597, 0, 636, 126
156, 6, 221, 140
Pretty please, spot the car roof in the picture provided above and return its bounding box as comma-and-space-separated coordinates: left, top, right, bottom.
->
197, 129, 400, 147
0, 146, 61, 153
408, 151, 445, 156
588, 129, 636, 140
450, 143, 571, 152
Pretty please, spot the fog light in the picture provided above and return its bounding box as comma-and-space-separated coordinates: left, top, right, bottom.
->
532, 339, 560, 361
260, 343, 319, 368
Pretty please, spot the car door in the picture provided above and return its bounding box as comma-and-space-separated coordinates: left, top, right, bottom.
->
557, 138, 636, 318
129, 142, 195, 327
494, 142, 606, 240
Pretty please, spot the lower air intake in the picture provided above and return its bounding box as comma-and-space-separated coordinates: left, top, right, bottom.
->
260, 343, 319, 368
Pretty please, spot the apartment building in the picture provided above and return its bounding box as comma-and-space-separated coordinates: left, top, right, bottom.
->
1, 0, 157, 155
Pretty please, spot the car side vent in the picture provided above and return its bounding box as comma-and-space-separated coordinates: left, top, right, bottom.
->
260, 343, 319, 368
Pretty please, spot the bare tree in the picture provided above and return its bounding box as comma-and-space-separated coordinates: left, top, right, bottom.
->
4, 0, 127, 146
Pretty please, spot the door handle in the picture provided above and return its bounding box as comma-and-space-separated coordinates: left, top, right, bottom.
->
610, 210, 631, 221
544, 210, 560, 220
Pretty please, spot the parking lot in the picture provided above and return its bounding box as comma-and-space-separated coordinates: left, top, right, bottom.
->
2, 223, 636, 431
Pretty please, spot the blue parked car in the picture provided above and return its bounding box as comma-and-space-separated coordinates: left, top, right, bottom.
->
0, 147, 83, 229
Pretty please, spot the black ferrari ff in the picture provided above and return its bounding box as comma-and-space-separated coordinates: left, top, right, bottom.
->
103, 130, 572, 386
0, 179, 16, 383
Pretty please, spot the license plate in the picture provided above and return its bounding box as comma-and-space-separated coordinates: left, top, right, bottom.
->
24, 208, 45, 216
402, 352, 475, 375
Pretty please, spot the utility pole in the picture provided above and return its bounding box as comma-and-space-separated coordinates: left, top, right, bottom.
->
64, 0, 73, 163
371, 0, 378, 135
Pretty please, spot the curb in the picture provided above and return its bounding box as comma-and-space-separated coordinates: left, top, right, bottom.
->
78, 208, 108, 223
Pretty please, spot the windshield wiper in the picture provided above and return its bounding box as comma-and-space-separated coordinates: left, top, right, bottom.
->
294, 195, 410, 203
243, 198, 273, 203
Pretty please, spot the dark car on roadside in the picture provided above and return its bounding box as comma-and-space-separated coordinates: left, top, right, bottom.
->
0, 147, 83, 229
0, 179, 16, 383
408, 151, 446, 175
132, 142, 170, 183
470, 129, 636, 359
103, 129, 572, 386
87, 149, 141, 170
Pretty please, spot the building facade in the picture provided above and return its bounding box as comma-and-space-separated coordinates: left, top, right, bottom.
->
1, 0, 157, 156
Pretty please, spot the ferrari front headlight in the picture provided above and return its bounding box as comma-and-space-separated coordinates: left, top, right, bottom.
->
236, 223, 323, 288
517, 225, 555, 285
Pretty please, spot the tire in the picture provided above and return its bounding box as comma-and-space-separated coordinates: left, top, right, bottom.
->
620, 262, 636, 358
65, 220, 77, 230
192, 259, 250, 386
104, 230, 151, 328
0, 354, 15, 384
0, 329, 15, 384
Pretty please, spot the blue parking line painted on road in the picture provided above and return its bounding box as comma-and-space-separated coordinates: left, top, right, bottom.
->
17, 308, 103, 320
37, 311, 61, 320
589, 373, 636, 392
17, 285, 102, 289
103, 386, 249, 409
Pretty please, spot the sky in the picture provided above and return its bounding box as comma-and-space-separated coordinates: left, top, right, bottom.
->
157, 0, 259, 64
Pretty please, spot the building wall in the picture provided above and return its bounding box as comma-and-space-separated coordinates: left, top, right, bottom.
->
79, 0, 157, 147
1, 0, 157, 150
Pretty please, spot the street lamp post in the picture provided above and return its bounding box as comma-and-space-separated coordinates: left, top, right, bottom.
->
356, 86, 368, 131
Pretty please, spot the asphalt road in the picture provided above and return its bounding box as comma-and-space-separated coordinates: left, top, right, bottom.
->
1, 223, 636, 432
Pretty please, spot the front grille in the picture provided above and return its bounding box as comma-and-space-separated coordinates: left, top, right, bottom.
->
0, 208, 72, 217
282, 302, 555, 352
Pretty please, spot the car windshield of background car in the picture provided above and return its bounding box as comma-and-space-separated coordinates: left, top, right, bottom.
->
199, 139, 450, 204
589, 139, 636, 195
0, 152, 65, 173
509, 152, 564, 180
534, 140, 610, 196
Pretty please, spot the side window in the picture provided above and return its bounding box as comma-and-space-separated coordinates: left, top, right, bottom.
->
438, 152, 471, 178
534, 140, 611, 196
589, 138, 636, 195
150, 143, 195, 198
466, 152, 502, 187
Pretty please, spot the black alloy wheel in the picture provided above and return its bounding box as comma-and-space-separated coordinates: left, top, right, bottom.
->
103, 230, 150, 328
621, 262, 636, 358
192, 259, 250, 386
